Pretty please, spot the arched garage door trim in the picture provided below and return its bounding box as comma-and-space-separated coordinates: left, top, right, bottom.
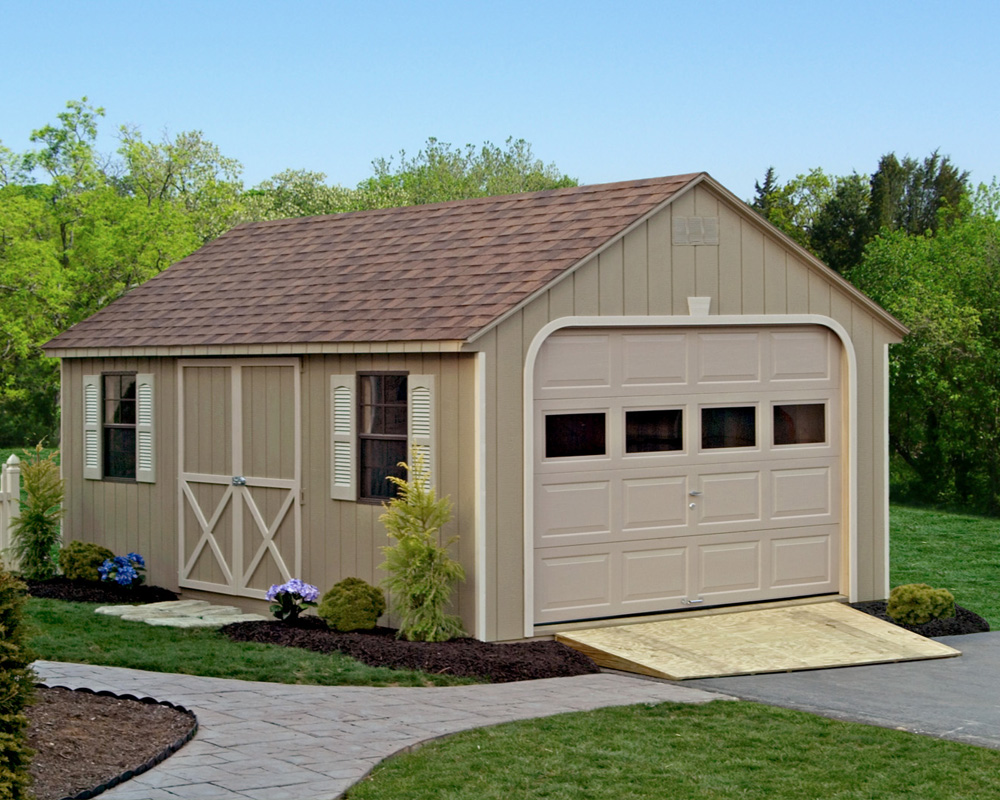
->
522, 314, 859, 638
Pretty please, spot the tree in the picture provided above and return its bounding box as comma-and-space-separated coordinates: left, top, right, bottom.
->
353, 137, 577, 210
868, 150, 969, 237
848, 195, 1000, 512
810, 173, 870, 272
749, 167, 836, 249
241, 169, 354, 221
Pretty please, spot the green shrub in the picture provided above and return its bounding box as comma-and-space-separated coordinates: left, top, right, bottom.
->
887, 583, 956, 626
379, 450, 465, 642
0, 560, 36, 799
60, 541, 115, 582
8, 444, 64, 579
318, 577, 386, 632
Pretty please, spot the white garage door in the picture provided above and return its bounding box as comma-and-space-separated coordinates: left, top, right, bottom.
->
533, 326, 842, 626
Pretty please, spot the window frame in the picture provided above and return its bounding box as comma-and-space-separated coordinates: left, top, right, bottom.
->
102, 371, 138, 482
357, 371, 409, 503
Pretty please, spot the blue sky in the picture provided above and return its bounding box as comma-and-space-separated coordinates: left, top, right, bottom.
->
3, 0, 998, 199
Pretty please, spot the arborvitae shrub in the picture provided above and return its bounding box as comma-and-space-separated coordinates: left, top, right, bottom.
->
8, 445, 64, 579
60, 541, 116, 582
317, 577, 386, 632
887, 583, 956, 626
0, 560, 35, 799
379, 450, 465, 642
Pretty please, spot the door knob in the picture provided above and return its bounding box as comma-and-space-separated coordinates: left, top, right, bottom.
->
689, 490, 702, 496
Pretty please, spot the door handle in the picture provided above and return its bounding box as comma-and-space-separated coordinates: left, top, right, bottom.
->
689, 490, 702, 496
232, 476, 247, 486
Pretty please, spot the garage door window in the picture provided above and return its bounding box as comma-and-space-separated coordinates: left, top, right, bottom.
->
702, 406, 756, 449
774, 403, 825, 445
545, 413, 606, 458
626, 409, 683, 453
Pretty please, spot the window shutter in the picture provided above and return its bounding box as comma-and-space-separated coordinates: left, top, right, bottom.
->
330, 375, 356, 500
408, 375, 435, 487
83, 375, 102, 480
136, 373, 155, 483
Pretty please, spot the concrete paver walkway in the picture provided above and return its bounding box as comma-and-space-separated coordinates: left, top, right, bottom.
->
36, 660, 725, 800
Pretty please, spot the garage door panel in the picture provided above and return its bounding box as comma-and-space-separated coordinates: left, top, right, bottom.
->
771, 467, 833, 519
697, 472, 761, 524
535, 334, 611, 396
622, 476, 688, 531
535, 551, 612, 619
535, 479, 611, 545
769, 330, 835, 382
698, 540, 761, 594
696, 332, 761, 383
771, 532, 834, 588
621, 333, 688, 386
621, 546, 688, 605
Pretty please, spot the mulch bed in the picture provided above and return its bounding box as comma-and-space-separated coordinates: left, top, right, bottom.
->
221, 615, 601, 683
24, 576, 179, 604
851, 600, 990, 637
26, 686, 195, 800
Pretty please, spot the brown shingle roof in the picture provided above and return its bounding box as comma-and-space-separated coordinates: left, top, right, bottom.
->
44, 174, 700, 350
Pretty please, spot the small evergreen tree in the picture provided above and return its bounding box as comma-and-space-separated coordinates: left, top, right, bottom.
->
0, 560, 35, 799
8, 444, 64, 579
379, 450, 465, 642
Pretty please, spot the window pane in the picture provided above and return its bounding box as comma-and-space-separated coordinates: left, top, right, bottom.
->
104, 428, 136, 479
120, 375, 136, 400
384, 405, 407, 436
702, 407, 756, 449
361, 405, 383, 434
384, 375, 407, 403
104, 375, 120, 401
545, 413, 606, 458
626, 409, 683, 453
774, 403, 826, 445
360, 438, 407, 499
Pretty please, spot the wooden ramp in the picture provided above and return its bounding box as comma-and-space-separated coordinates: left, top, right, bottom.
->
556, 603, 961, 680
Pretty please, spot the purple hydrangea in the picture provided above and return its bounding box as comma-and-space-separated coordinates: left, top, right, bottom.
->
99, 553, 146, 588
266, 579, 319, 603
266, 579, 319, 622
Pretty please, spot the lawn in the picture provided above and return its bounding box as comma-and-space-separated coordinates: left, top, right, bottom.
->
890, 504, 1000, 625
25, 598, 474, 687
345, 701, 1000, 800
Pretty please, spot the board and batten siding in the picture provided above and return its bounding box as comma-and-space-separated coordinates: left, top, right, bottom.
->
61, 357, 179, 591
466, 183, 900, 642
61, 353, 478, 631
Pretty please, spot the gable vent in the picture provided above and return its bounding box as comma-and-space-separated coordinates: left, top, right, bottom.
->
673, 216, 719, 246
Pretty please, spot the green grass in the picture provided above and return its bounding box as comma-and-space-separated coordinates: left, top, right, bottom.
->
890, 504, 1000, 625
345, 701, 1000, 800
25, 598, 475, 687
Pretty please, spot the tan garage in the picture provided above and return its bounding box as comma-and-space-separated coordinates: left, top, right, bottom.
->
46, 172, 904, 642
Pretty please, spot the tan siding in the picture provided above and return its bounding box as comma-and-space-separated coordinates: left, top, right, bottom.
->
670, 190, 696, 313
785, 259, 811, 314
622, 226, 648, 316
740, 221, 765, 314
477, 328, 500, 640
763, 237, 786, 313
808, 271, 832, 316
573, 257, 600, 315
717, 203, 742, 314
693, 187, 720, 299
647, 206, 673, 314
851, 307, 876, 600
598, 240, 625, 316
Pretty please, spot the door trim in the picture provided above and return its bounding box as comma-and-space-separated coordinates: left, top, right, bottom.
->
177, 358, 302, 598
522, 314, 858, 638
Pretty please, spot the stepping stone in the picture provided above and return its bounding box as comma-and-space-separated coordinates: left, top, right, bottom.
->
95, 600, 268, 627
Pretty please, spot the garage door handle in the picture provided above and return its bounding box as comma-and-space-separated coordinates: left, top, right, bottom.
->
689, 490, 702, 496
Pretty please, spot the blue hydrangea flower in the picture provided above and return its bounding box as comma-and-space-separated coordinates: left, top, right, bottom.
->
126, 552, 145, 567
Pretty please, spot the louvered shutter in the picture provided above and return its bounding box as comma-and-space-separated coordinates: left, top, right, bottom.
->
135, 373, 155, 483
83, 375, 102, 480
407, 375, 435, 487
330, 375, 356, 500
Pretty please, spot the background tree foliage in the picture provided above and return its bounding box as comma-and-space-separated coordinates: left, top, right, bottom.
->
0, 100, 577, 446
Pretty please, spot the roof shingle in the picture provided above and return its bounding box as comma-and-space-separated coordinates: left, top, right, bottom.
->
45, 174, 700, 350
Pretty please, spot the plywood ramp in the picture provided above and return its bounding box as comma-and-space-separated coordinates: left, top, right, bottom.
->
556, 603, 961, 680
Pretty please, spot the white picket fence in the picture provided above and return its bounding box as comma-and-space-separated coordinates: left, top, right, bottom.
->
0, 454, 22, 569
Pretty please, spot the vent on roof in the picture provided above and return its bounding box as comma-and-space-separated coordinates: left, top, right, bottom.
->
673, 216, 719, 245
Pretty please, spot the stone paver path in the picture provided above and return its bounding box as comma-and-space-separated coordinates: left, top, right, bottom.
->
36, 660, 727, 800
95, 600, 268, 628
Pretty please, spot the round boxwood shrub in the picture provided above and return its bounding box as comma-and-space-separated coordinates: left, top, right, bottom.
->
887, 583, 956, 626
60, 541, 116, 582
317, 577, 386, 632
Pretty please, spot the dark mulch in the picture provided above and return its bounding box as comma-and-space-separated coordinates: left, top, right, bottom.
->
851, 601, 990, 637
221, 615, 601, 683
24, 576, 179, 604
26, 686, 195, 800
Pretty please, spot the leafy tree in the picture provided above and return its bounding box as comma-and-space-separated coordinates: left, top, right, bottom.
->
241, 169, 354, 221
868, 151, 969, 237
750, 167, 836, 248
848, 193, 1000, 512
810, 173, 871, 272
353, 137, 577, 209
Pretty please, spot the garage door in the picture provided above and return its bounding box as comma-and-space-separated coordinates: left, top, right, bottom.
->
533, 326, 842, 626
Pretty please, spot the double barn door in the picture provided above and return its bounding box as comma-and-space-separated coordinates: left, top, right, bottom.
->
178, 360, 301, 598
